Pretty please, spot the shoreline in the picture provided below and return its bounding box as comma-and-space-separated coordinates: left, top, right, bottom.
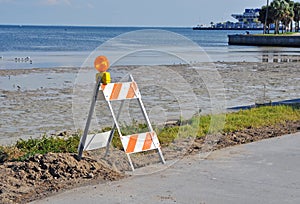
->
1, 62, 300, 145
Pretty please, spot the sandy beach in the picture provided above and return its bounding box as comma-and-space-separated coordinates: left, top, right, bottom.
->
0, 62, 300, 145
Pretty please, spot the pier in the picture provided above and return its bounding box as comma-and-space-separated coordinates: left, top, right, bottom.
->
228, 34, 300, 47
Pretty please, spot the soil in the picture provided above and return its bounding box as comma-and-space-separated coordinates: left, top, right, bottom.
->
0, 152, 125, 204
0, 120, 299, 204
189, 120, 300, 154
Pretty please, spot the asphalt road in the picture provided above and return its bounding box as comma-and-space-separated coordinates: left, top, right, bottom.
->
32, 133, 300, 204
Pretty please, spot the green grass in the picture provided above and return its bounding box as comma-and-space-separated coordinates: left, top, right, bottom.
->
0, 105, 299, 162
15, 134, 80, 161
224, 106, 298, 131
0, 132, 81, 162
254, 32, 299, 36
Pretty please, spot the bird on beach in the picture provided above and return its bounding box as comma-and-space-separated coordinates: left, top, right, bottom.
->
14, 56, 31, 63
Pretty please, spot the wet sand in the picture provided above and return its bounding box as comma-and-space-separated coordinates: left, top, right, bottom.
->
0, 62, 300, 144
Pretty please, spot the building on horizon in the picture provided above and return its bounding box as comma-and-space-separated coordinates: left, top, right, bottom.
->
232, 8, 261, 26
194, 8, 271, 30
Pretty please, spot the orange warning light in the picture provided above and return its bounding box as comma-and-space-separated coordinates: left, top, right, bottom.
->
94, 56, 109, 72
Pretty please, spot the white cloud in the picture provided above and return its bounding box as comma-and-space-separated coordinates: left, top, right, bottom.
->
87, 2, 94, 9
45, 0, 58, 5
43, 0, 71, 6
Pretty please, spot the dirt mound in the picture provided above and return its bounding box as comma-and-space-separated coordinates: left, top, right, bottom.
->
0, 153, 124, 204
190, 120, 300, 153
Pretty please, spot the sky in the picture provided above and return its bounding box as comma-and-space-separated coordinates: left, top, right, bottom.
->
0, 0, 296, 27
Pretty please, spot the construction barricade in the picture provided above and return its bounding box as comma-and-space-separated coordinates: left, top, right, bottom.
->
77, 56, 165, 171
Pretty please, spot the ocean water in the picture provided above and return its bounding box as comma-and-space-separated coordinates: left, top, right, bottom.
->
1, 25, 300, 69
1, 25, 300, 144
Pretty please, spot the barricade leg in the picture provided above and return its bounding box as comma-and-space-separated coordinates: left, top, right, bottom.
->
127, 154, 135, 171
104, 101, 125, 157
137, 97, 166, 165
78, 78, 101, 160
157, 147, 166, 164
106, 101, 123, 137
104, 125, 116, 158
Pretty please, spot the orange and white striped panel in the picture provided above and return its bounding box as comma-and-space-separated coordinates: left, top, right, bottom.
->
121, 132, 161, 154
100, 82, 140, 101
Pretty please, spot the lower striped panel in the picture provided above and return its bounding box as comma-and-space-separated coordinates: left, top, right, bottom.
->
121, 132, 160, 154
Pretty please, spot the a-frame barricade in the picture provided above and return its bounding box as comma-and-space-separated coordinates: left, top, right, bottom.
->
77, 75, 165, 171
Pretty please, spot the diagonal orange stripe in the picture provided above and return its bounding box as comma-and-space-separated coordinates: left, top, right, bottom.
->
126, 134, 138, 153
101, 84, 106, 90
110, 83, 122, 100
126, 82, 137, 99
142, 132, 153, 151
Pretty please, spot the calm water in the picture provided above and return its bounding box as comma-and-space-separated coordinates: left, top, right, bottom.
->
1, 25, 300, 69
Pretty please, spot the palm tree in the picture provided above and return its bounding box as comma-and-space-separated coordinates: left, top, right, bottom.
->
259, 6, 267, 33
281, 10, 294, 32
270, 0, 282, 34
270, 0, 293, 34
261, 0, 299, 34
283, 0, 294, 32
294, 2, 300, 32
264, 0, 270, 34
259, 5, 273, 33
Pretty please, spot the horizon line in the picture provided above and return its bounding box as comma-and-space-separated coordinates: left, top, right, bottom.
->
0, 23, 193, 29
